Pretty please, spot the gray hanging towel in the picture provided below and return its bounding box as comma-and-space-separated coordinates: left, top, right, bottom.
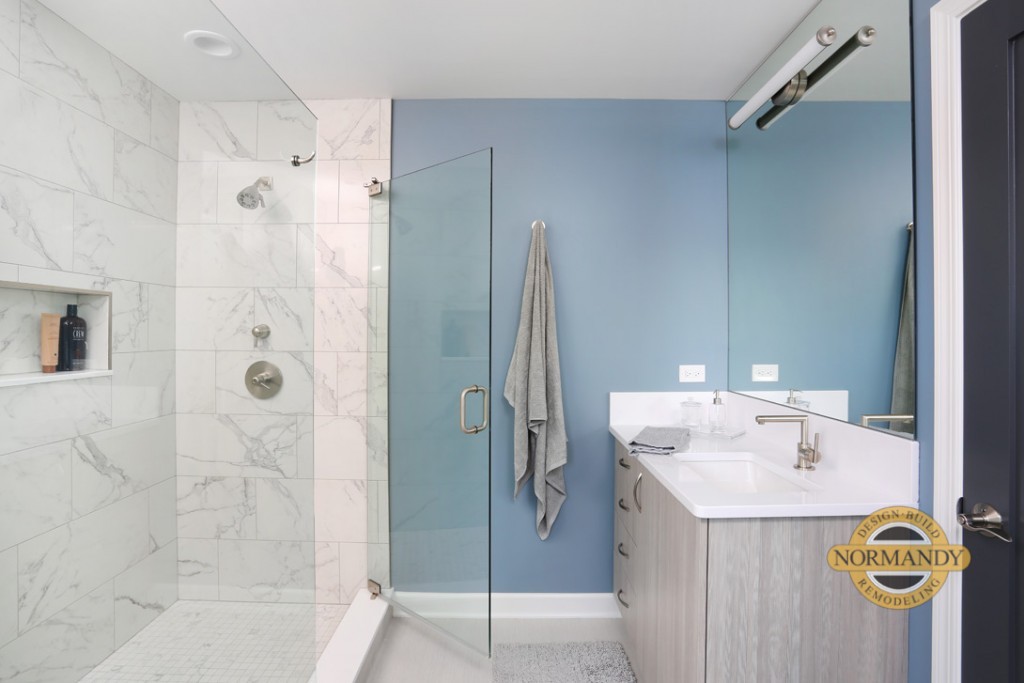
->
890, 226, 916, 434
504, 223, 567, 540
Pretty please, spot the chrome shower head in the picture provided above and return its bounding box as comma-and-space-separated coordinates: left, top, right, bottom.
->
236, 177, 273, 210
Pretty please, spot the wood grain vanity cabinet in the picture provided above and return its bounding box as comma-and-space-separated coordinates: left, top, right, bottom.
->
613, 443, 908, 683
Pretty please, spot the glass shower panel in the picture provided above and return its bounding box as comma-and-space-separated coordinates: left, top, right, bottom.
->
370, 150, 492, 654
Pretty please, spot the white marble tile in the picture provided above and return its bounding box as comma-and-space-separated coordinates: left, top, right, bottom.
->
73, 194, 175, 286
175, 350, 215, 413
0, 0, 18, 76
175, 287, 253, 351
111, 350, 174, 427
18, 491, 148, 630
219, 539, 314, 603
176, 413, 298, 478
338, 160, 390, 223
313, 352, 338, 415
176, 476, 256, 540
0, 167, 74, 270
338, 542, 367, 604
217, 161, 316, 225
20, 0, 151, 141
315, 288, 367, 352
0, 583, 114, 683
177, 224, 297, 287
109, 279, 147, 353
368, 222, 388, 288
71, 415, 175, 517
147, 284, 175, 351
368, 352, 388, 417
215, 351, 313, 416
307, 100, 380, 160
367, 481, 380, 545
369, 286, 389, 352
315, 160, 340, 223
314, 479, 367, 543
367, 416, 388, 481
148, 477, 176, 550
0, 287, 70, 374
297, 223, 315, 288
0, 70, 113, 199
149, 85, 179, 160
0, 440, 71, 551
177, 538, 218, 600
15, 265, 102, 290
315, 542, 341, 604
315, 224, 369, 287
0, 546, 15, 647
113, 543, 176, 647
179, 101, 257, 161
380, 100, 392, 159
176, 162, 218, 224
256, 478, 314, 542
0, 261, 16, 280
296, 415, 313, 479
254, 287, 313, 351
313, 416, 367, 480
113, 132, 177, 223
74, 290, 110, 372
0, 377, 111, 455
336, 352, 368, 417
257, 100, 317, 161
367, 542, 390, 589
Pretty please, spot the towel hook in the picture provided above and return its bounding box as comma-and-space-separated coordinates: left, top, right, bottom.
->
531, 220, 546, 231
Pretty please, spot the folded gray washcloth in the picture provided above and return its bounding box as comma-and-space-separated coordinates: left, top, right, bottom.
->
628, 426, 690, 456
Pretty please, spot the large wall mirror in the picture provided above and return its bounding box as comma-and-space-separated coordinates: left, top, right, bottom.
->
727, 0, 915, 437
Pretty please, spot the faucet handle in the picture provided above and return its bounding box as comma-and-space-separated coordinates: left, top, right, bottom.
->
809, 432, 822, 464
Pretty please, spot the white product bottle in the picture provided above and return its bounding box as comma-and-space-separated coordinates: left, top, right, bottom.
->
709, 390, 727, 434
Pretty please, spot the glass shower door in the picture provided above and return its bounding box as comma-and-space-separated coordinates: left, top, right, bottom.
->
369, 149, 492, 654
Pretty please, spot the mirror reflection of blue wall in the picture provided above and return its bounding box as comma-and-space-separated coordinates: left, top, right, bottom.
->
727, 101, 913, 424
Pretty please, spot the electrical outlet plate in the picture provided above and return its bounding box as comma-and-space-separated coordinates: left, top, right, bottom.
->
679, 364, 706, 383
751, 364, 779, 382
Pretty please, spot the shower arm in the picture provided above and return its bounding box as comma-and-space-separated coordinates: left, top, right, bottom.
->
291, 151, 316, 167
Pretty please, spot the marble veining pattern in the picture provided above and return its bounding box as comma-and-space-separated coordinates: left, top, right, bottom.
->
314, 479, 367, 544
176, 538, 218, 601
179, 101, 257, 162
256, 100, 317, 162
112, 543, 177, 648
17, 492, 148, 630
19, 0, 151, 142
73, 193, 176, 286
307, 99, 380, 160
256, 479, 314, 542
177, 224, 297, 287
176, 476, 256, 540
0, 69, 113, 199
0, 167, 74, 270
215, 351, 314, 416
176, 413, 298, 478
0, 377, 112, 455
0, 441, 71, 551
0, 547, 16, 647
148, 477, 177, 551
113, 132, 177, 223
175, 287, 254, 350
109, 279, 147, 353
315, 224, 369, 287
0, 0, 18, 76
148, 86, 179, 160
314, 288, 368, 352
254, 287, 313, 351
336, 352, 368, 416
218, 539, 314, 603
0, 287, 72, 374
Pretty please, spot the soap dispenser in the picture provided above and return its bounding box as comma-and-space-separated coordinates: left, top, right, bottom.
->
709, 390, 727, 434
786, 389, 810, 410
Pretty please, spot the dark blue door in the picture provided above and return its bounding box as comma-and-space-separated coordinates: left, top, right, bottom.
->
961, 0, 1024, 679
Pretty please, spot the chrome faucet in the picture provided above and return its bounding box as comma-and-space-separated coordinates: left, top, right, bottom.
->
754, 414, 822, 471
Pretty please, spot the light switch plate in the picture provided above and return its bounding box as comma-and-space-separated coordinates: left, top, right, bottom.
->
679, 364, 706, 382
751, 364, 779, 382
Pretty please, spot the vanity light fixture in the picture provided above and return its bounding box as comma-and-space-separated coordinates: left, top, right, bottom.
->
728, 26, 837, 130
183, 30, 240, 59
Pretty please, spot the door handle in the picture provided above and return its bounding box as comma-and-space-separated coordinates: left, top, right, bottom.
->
633, 473, 643, 513
616, 589, 629, 609
618, 457, 631, 470
617, 542, 629, 558
957, 498, 1013, 543
459, 385, 489, 434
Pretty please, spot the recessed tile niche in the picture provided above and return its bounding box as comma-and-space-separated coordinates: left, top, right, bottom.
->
0, 281, 112, 387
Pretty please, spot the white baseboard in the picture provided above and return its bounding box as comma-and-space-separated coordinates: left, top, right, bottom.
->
389, 592, 621, 620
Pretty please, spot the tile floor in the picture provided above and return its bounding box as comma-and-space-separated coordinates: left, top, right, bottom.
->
80, 601, 347, 683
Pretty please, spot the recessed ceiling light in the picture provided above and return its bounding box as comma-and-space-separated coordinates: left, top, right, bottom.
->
183, 30, 240, 59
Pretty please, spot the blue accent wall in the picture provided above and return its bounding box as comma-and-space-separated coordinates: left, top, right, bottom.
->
392, 100, 729, 592
910, 1, 940, 680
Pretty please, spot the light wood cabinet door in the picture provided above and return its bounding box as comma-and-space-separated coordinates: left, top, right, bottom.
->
632, 463, 659, 683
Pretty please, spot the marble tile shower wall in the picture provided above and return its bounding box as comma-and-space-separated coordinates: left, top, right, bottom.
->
174, 98, 390, 610
0, 1, 178, 681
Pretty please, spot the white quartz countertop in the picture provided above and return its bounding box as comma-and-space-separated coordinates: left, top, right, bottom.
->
610, 423, 918, 519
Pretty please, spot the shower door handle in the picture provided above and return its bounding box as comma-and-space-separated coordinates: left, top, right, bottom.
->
460, 385, 489, 434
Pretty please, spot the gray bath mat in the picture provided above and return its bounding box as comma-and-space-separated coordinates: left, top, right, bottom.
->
493, 641, 637, 683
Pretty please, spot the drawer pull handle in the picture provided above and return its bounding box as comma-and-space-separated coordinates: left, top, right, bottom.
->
617, 543, 629, 558
633, 473, 643, 513
618, 498, 630, 512
618, 457, 631, 470
617, 589, 630, 609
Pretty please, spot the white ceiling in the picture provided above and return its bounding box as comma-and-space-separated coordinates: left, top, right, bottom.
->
38, 0, 909, 103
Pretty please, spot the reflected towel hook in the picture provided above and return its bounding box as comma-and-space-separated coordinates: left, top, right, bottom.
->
532, 220, 546, 231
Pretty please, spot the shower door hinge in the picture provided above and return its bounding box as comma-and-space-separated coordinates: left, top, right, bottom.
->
365, 177, 382, 196
367, 578, 382, 599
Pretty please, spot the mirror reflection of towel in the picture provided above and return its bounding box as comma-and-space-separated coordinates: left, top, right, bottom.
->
890, 228, 915, 433
504, 224, 567, 540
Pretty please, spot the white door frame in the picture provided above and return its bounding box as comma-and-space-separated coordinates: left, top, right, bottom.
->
930, 0, 989, 681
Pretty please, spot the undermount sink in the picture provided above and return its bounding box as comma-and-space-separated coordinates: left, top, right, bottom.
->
674, 453, 809, 494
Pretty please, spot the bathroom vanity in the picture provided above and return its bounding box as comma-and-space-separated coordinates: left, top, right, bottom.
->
609, 393, 918, 683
